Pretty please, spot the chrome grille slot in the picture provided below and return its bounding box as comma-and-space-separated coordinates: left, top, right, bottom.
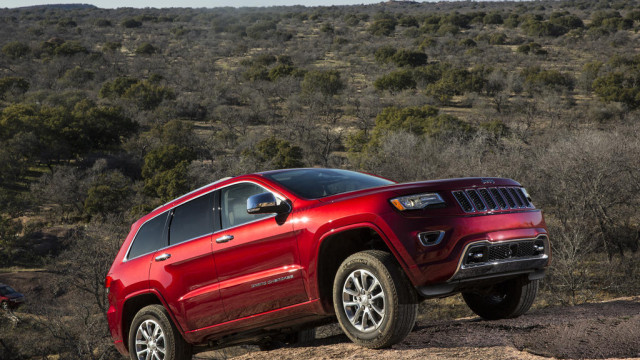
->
508, 187, 524, 208
478, 188, 498, 210
516, 188, 532, 207
466, 189, 486, 211
499, 188, 517, 208
452, 191, 474, 212
489, 188, 508, 209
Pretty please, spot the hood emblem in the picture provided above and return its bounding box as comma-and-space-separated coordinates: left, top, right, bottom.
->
481, 179, 495, 185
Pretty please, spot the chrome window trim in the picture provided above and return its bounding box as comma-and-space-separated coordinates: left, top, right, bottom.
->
123, 179, 289, 262
123, 211, 170, 263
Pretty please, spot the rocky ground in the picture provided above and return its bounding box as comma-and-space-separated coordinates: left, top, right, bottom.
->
198, 296, 640, 360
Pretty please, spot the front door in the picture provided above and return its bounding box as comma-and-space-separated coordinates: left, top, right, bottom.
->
212, 181, 307, 320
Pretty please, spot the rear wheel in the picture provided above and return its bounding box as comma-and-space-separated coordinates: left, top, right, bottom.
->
1, 301, 8, 311
462, 277, 539, 320
333, 250, 417, 349
128, 305, 191, 360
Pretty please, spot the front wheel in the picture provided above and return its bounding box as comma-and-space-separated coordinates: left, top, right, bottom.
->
462, 277, 539, 320
1, 301, 8, 311
128, 305, 191, 360
333, 250, 418, 349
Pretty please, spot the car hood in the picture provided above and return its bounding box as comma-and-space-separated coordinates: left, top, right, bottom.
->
316, 177, 521, 203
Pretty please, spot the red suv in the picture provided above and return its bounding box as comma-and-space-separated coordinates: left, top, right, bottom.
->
106, 168, 549, 359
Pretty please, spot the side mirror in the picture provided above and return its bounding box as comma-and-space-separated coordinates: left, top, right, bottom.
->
247, 192, 289, 215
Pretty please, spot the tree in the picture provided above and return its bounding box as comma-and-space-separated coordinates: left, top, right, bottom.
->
249, 136, 304, 169
368, 18, 397, 36
302, 70, 345, 96
142, 145, 196, 200
0, 77, 29, 100
391, 50, 428, 68
374, 70, 416, 93
1, 41, 30, 59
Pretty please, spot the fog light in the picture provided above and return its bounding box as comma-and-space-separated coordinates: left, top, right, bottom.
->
466, 245, 488, 264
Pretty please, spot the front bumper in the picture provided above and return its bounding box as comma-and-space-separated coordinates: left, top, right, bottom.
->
418, 235, 549, 298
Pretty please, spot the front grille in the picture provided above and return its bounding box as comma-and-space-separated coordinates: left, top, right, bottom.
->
452, 186, 534, 213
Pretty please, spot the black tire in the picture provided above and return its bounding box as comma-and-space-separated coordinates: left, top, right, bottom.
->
462, 277, 539, 320
333, 250, 418, 349
128, 305, 191, 360
1, 302, 8, 311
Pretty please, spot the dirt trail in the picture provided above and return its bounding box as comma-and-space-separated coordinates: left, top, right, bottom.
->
220, 296, 640, 360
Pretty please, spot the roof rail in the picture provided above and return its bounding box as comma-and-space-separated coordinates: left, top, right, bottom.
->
152, 176, 232, 212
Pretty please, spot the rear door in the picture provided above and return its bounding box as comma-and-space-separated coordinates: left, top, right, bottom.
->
212, 181, 307, 320
148, 192, 225, 332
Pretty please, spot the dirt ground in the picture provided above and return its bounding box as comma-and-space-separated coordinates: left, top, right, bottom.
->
2, 271, 639, 360
199, 296, 640, 360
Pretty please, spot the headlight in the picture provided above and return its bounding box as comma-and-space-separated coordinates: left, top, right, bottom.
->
390, 193, 445, 211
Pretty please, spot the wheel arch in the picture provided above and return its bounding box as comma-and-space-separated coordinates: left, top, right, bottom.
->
314, 223, 407, 313
121, 291, 167, 352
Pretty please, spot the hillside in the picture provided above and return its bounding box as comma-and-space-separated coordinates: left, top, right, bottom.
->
1, 1, 640, 358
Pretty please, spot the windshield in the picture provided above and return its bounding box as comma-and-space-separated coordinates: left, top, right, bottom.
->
0, 286, 16, 296
264, 169, 395, 199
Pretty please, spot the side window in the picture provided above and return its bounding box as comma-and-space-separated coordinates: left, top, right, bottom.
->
169, 193, 213, 245
128, 212, 168, 259
221, 183, 272, 229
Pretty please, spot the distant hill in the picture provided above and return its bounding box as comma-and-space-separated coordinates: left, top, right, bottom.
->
16, 3, 97, 10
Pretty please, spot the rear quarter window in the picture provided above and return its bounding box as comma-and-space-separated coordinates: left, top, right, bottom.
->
127, 212, 168, 260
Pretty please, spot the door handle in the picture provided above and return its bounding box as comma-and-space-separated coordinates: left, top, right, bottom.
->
216, 235, 234, 243
155, 253, 171, 262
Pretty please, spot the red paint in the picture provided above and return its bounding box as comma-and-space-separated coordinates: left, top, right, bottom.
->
106, 170, 549, 356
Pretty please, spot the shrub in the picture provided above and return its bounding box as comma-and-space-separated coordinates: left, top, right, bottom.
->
142, 145, 196, 200
250, 137, 304, 169
489, 33, 507, 45
391, 49, 428, 67
54, 41, 88, 56
483, 12, 503, 25
121, 18, 142, 28
374, 70, 416, 93
369, 18, 397, 36
374, 46, 397, 64
302, 70, 344, 96
2, 41, 30, 59
522, 66, 575, 93
0, 77, 29, 99
135, 43, 157, 55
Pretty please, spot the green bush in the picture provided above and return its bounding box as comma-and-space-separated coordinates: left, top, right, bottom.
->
0, 77, 29, 99
368, 18, 397, 36
483, 12, 503, 25
302, 70, 344, 96
142, 145, 196, 200
374, 70, 416, 93
391, 49, 428, 67
135, 43, 157, 55
593, 72, 640, 109
369, 105, 474, 145
121, 18, 143, 28
374, 46, 397, 64
2, 41, 30, 59
250, 137, 304, 169
522, 66, 575, 93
